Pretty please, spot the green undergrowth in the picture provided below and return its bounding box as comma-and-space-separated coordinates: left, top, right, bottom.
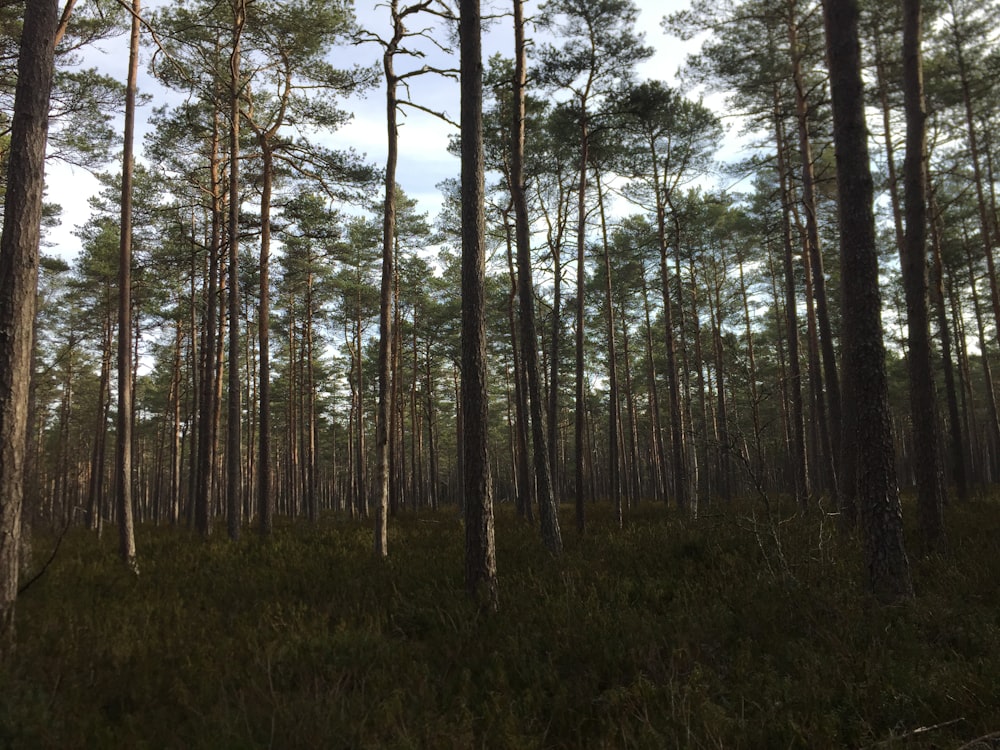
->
2, 499, 999, 749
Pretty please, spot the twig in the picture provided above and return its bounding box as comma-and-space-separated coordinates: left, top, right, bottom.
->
18, 515, 74, 595
866, 718, 966, 747
956, 728, 1000, 750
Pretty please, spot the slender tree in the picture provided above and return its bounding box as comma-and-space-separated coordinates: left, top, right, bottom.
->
538, 0, 651, 532
116, 0, 140, 570
512, 0, 561, 553
226, 0, 245, 541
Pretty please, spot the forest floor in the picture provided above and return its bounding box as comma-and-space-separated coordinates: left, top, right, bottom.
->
2, 496, 999, 749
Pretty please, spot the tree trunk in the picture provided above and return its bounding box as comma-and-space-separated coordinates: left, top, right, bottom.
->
787, 3, 841, 480
258, 139, 274, 536
573, 112, 589, 534
901, 0, 945, 550
0, 0, 59, 652
374, 3, 403, 558
196, 107, 223, 538
504, 215, 533, 521
226, 0, 245, 542
928, 177, 968, 501
116, 0, 141, 571
595, 174, 622, 526
823, 0, 913, 602
774, 92, 811, 508
460, 0, 498, 611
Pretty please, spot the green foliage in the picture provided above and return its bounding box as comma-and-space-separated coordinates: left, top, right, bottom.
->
3, 502, 999, 749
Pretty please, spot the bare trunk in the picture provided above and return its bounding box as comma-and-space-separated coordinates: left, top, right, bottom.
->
0, 0, 58, 651
116, 0, 141, 570
226, 0, 245, 542
461, 0, 498, 610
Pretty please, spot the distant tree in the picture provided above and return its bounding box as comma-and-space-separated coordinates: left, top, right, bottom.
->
0, 0, 59, 654
537, 0, 652, 532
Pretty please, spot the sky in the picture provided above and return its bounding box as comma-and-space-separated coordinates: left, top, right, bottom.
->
42, 0, 703, 261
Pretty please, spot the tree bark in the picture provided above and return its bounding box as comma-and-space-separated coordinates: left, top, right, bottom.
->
823, 0, 913, 602
226, 0, 245, 542
374, 1, 403, 558
0, 0, 59, 653
116, 0, 141, 572
460, 0, 498, 611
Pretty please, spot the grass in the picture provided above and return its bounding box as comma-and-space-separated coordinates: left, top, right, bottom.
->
2, 498, 999, 749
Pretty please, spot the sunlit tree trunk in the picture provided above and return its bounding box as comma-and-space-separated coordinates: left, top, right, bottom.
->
116, 0, 141, 571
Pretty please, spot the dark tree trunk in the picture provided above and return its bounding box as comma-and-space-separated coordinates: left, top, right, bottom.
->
460, 0, 498, 611
901, 0, 945, 550
823, 0, 913, 602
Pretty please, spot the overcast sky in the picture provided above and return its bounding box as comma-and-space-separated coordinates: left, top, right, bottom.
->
43, 0, 702, 261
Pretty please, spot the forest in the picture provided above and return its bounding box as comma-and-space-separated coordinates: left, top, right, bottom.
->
2, 0, 1000, 746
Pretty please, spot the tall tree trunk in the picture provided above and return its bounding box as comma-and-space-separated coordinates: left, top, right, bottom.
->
87, 312, 113, 534
640, 265, 667, 502
652, 165, 688, 513
901, 0, 945, 550
738, 252, 764, 479
170, 319, 183, 525
950, 2, 1000, 388
964, 238, 1000, 482
823, 0, 913, 601
226, 0, 245, 542
258, 141, 274, 536
774, 92, 811, 508
505, 215, 533, 521
573, 113, 589, 534
928, 178, 968, 501
0, 0, 58, 652
305, 269, 318, 522
116, 0, 141, 571
595, 174, 622, 526
374, 2, 407, 556
787, 3, 842, 486
196, 108, 223, 538
709, 261, 732, 504
460, 0, 498, 611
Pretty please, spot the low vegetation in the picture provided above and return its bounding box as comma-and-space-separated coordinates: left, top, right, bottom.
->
3, 499, 999, 749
